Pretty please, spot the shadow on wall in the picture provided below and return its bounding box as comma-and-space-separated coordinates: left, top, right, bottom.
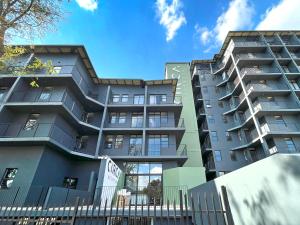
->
225, 154, 300, 225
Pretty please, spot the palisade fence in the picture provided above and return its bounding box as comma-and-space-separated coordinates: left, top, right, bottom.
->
0, 185, 234, 225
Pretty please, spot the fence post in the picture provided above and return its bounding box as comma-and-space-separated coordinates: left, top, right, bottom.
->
220, 186, 234, 225
70, 197, 80, 225
179, 190, 184, 225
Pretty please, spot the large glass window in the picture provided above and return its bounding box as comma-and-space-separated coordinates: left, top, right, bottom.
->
149, 112, 168, 127
131, 113, 143, 128
148, 135, 169, 156
149, 95, 167, 104
114, 135, 124, 149
121, 94, 128, 103
109, 112, 127, 124
124, 162, 162, 204
214, 150, 222, 161
134, 95, 144, 104
129, 135, 143, 156
0, 168, 18, 189
105, 135, 124, 149
112, 94, 120, 103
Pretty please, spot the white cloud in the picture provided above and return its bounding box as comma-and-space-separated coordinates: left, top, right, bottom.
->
76, 0, 98, 11
256, 0, 300, 30
155, 0, 187, 42
194, 0, 254, 50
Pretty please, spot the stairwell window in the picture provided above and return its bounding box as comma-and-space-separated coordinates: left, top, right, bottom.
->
211, 131, 218, 142
205, 100, 211, 108
0, 168, 18, 189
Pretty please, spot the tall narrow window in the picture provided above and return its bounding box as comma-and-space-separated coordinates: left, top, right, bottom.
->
24, 113, 40, 131
210, 131, 218, 142
149, 112, 168, 127
105, 135, 113, 149
0, 168, 18, 189
119, 113, 127, 124
129, 135, 143, 156
134, 95, 144, 104
131, 113, 143, 128
214, 150, 222, 161
114, 135, 124, 149
230, 151, 237, 161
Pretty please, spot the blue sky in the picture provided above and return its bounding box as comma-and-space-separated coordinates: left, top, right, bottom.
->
12, 0, 300, 80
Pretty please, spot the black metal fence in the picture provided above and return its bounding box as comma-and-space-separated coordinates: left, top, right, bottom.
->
0, 186, 234, 225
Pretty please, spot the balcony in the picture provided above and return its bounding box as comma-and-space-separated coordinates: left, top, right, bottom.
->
201, 137, 212, 155
0, 123, 96, 156
8, 90, 101, 128
234, 53, 272, 62
233, 40, 265, 47
240, 67, 280, 79
260, 122, 300, 136
205, 159, 216, 172
229, 109, 252, 131
246, 83, 290, 96
232, 128, 259, 151
252, 100, 299, 113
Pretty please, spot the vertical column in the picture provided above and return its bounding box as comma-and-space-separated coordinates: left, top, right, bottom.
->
95, 85, 111, 157
0, 77, 21, 113
142, 85, 148, 156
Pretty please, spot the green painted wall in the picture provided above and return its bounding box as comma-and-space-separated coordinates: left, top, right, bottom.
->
164, 63, 206, 188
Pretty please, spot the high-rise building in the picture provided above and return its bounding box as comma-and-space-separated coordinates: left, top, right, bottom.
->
189, 31, 300, 180
0, 45, 206, 205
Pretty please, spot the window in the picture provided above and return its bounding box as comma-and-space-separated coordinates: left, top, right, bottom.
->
114, 135, 124, 149
75, 136, 88, 150
134, 95, 144, 104
24, 113, 40, 131
109, 112, 127, 124
211, 131, 218, 142
149, 112, 168, 127
63, 177, 78, 189
149, 95, 167, 104
148, 135, 169, 156
105, 135, 113, 149
0, 87, 7, 101
112, 94, 120, 103
0, 168, 18, 189
207, 115, 215, 124
39, 87, 53, 101
205, 100, 211, 108
226, 131, 232, 141
214, 150, 222, 161
131, 113, 143, 128
289, 80, 300, 90
129, 135, 143, 156
274, 115, 285, 125
202, 86, 208, 93
284, 138, 296, 152
230, 151, 237, 161
52, 66, 62, 74
121, 94, 128, 103
124, 162, 162, 204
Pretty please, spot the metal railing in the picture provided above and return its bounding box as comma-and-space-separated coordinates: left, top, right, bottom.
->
8, 90, 100, 127
240, 67, 280, 76
233, 41, 265, 47
234, 53, 271, 61
146, 144, 187, 157
246, 83, 289, 93
148, 118, 185, 129
252, 100, 297, 112
260, 122, 300, 134
0, 123, 95, 155
0, 185, 235, 225
108, 95, 183, 105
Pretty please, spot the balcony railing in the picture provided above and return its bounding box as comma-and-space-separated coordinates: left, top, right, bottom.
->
145, 144, 187, 157
108, 95, 182, 105
0, 123, 95, 155
233, 41, 265, 47
253, 100, 297, 112
260, 122, 300, 134
234, 53, 272, 61
240, 67, 280, 77
246, 83, 289, 93
8, 90, 100, 127
148, 118, 185, 129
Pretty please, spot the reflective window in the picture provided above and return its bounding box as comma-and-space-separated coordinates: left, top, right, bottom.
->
284, 138, 296, 152
109, 112, 127, 124
131, 113, 143, 128
129, 135, 143, 156
112, 94, 120, 103
134, 95, 144, 104
114, 135, 124, 149
211, 131, 218, 142
148, 135, 169, 156
0, 168, 18, 189
105, 135, 113, 149
214, 150, 222, 161
149, 112, 168, 127
149, 95, 167, 104
121, 94, 128, 103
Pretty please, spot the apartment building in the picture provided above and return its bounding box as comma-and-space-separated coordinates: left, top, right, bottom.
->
0, 45, 206, 205
190, 30, 300, 180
